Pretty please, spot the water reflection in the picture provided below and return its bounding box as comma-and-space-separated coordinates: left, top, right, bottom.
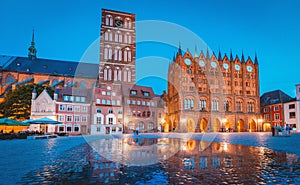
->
19, 138, 300, 185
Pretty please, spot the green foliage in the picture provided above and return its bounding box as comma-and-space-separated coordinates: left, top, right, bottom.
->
0, 84, 54, 121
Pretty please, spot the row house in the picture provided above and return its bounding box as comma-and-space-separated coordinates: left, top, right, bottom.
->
260, 90, 293, 131
122, 84, 161, 133
283, 84, 300, 132
90, 84, 123, 135
31, 87, 92, 135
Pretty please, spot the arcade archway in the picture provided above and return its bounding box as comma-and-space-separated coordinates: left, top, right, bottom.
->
199, 118, 208, 132
249, 119, 256, 132
187, 119, 195, 132
212, 119, 221, 132
237, 119, 245, 132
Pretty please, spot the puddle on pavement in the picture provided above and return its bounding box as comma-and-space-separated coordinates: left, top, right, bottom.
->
20, 138, 300, 184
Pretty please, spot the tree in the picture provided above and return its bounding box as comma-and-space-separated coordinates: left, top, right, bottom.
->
0, 84, 54, 121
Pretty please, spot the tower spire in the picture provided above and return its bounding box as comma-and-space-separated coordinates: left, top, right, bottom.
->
254, 51, 258, 64
241, 50, 245, 63
218, 48, 222, 61
194, 45, 198, 57
206, 47, 209, 59
28, 29, 37, 60
178, 41, 182, 56
230, 49, 233, 62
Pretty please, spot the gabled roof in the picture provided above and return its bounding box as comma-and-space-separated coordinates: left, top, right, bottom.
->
260, 90, 293, 107
56, 88, 92, 102
122, 84, 155, 98
2, 56, 98, 78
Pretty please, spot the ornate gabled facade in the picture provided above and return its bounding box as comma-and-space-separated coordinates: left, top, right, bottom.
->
31, 87, 92, 135
261, 89, 293, 131
167, 47, 260, 133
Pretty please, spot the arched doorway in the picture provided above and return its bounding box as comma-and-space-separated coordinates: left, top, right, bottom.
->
200, 118, 208, 132
163, 122, 169, 132
212, 119, 221, 132
237, 119, 245, 132
187, 119, 195, 132
249, 119, 256, 132
263, 123, 271, 132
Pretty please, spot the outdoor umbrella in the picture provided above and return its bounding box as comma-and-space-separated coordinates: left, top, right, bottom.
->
0, 118, 29, 133
25, 117, 62, 134
0, 118, 29, 126
25, 117, 61, 124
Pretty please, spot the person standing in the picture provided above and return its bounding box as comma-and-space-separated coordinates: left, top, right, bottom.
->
271, 126, 275, 136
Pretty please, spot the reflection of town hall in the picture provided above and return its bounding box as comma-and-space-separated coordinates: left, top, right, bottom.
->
167, 47, 260, 132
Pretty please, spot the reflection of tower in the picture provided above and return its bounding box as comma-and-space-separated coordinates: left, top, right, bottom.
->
99, 9, 136, 85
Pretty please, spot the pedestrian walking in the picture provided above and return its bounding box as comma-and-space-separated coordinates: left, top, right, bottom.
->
271, 126, 275, 136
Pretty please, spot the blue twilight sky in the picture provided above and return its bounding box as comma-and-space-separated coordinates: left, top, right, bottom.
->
0, 0, 300, 97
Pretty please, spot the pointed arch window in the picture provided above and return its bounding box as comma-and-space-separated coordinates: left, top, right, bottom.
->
114, 48, 118, 61
224, 101, 230, 112
247, 102, 255, 113
128, 50, 132, 62
124, 48, 131, 62
199, 99, 206, 111
104, 68, 108, 80
184, 98, 194, 110
114, 69, 118, 81
236, 101, 242, 112
115, 31, 122, 43
124, 50, 128, 62
109, 31, 113, 41
212, 100, 219, 111
104, 47, 108, 59
123, 70, 128, 82
108, 47, 112, 59
128, 34, 132, 44
128, 70, 131, 82
118, 50, 122, 61
118, 69, 122, 81
125, 18, 131, 29
104, 31, 108, 41
108, 69, 112, 81
105, 15, 112, 26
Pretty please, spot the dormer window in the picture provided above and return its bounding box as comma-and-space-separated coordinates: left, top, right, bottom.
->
143, 91, 149, 97
130, 90, 137, 95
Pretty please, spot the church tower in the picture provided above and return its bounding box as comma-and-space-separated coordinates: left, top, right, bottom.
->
28, 29, 37, 60
99, 9, 136, 85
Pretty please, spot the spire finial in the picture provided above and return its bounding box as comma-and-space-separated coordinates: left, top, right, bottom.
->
28, 29, 37, 60
194, 45, 198, 57
173, 52, 176, 61
254, 50, 258, 64
241, 50, 245, 62
178, 41, 182, 56
31, 28, 35, 44
218, 48, 222, 61
230, 49, 233, 62
206, 47, 209, 59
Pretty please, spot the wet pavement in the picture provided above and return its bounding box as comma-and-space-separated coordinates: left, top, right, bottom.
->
1, 132, 300, 185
